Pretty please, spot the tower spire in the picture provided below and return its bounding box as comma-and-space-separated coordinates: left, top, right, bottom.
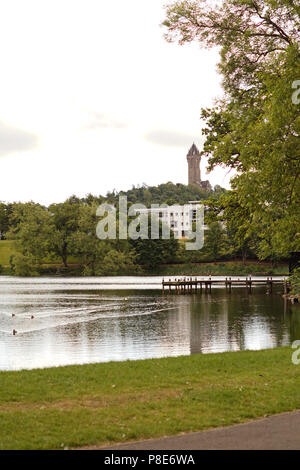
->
187, 143, 200, 157
187, 143, 201, 185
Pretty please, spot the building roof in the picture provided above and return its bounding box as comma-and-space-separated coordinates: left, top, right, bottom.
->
187, 143, 200, 156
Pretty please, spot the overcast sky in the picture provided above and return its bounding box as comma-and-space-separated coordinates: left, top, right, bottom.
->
0, 0, 232, 205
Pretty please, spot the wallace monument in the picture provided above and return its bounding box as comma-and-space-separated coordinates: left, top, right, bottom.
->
186, 143, 212, 191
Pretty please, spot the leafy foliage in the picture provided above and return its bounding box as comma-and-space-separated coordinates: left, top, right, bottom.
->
163, 0, 300, 260
290, 267, 300, 295
203, 221, 228, 261
5, 199, 181, 275
9, 253, 39, 277
129, 214, 180, 270
0, 203, 13, 239
104, 182, 220, 207
93, 249, 139, 276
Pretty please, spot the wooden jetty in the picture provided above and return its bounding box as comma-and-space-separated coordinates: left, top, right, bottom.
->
162, 276, 290, 295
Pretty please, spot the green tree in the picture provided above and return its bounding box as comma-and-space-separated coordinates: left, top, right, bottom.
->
130, 215, 179, 270
163, 0, 300, 259
10, 253, 39, 277
70, 202, 106, 275
95, 249, 139, 276
7, 203, 53, 265
48, 198, 81, 267
202, 221, 228, 261
70, 202, 140, 276
290, 268, 300, 295
216, 191, 257, 263
0, 202, 13, 239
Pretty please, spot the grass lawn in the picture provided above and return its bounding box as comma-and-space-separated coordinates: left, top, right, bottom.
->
0, 240, 16, 266
0, 347, 299, 450
0, 240, 78, 270
155, 261, 289, 276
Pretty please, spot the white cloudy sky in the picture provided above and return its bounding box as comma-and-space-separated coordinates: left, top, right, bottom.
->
0, 0, 232, 205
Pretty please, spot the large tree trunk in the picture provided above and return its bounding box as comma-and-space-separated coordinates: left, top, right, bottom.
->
62, 243, 68, 268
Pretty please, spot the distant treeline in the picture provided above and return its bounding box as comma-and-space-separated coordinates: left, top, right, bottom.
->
104, 182, 226, 206
0, 181, 295, 276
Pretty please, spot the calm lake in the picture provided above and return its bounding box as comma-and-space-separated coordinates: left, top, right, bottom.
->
0, 276, 298, 371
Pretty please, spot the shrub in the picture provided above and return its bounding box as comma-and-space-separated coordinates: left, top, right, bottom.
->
13, 253, 39, 277
290, 268, 300, 295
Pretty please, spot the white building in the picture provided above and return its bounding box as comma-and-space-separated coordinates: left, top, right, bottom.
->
139, 201, 207, 239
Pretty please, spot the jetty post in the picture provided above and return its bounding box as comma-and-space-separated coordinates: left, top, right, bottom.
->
162, 277, 286, 296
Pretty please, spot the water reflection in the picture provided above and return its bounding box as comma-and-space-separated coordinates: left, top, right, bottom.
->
0, 277, 298, 370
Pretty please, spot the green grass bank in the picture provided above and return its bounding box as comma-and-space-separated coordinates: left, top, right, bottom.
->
0, 241, 288, 276
0, 347, 299, 449
154, 261, 288, 276
0, 240, 15, 266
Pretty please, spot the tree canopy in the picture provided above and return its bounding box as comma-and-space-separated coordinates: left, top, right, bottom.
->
163, 0, 300, 259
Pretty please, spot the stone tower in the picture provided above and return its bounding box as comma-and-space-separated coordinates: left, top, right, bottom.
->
187, 143, 201, 185
186, 143, 212, 191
